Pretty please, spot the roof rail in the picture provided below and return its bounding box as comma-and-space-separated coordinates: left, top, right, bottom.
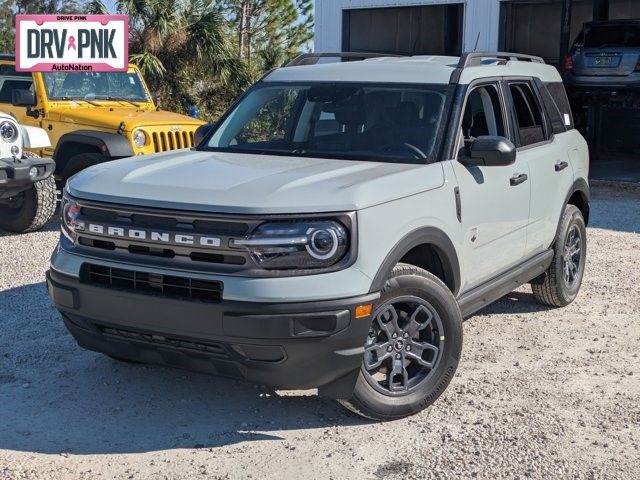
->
449, 51, 546, 84
287, 52, 403, 67
458, 51, 545, 68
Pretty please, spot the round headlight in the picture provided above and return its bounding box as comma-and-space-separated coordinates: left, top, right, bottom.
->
11, 145, 20, 157
307, 227, 339, 260
29, 167, 39, 179
0, 121, 18, 143
133, 130, 146, 148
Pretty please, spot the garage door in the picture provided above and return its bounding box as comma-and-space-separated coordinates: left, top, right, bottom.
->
500, 0, 640, 65
342, 4, 464, 56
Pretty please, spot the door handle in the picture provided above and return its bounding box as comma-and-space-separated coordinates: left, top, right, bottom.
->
555, 161, 569, 172
510, 173, 528, 186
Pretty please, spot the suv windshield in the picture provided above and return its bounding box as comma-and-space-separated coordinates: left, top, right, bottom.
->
42, 71, 150, 102
581, 23, 640, 48
202, 83, 450, 164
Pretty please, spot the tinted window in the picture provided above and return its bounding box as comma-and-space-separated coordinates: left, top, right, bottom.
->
546, 82, 573, 130
206, 83, 451, 164
0, 79, 33, 103
509, 83, 546, 147
582, 24, 640, 48
0, 64, 33, 104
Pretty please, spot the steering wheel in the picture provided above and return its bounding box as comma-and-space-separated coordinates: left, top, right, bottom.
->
379, 142, 427, 160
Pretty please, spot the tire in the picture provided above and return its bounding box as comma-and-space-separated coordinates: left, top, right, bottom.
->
339, 263, 463, 421
62, 152, 106, 183
532, 204, 587, 307
0, 175, 57, 233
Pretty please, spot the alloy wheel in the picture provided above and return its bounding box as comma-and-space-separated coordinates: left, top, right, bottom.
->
362, 296, 444, 396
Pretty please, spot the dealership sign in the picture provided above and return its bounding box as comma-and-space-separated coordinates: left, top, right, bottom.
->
15, 15, 128, 72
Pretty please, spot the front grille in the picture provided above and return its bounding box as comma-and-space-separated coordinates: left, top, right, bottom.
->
75, 203, 253, 268
98, 325, 230, 359
151, 130, 194, 152
82, 264, 223, 303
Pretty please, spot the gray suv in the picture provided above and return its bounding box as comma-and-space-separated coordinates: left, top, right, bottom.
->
47, 52, 590, 420
564, 19, 640, 92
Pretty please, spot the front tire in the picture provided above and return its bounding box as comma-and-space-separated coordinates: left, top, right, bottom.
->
339, 263, 463, 421
532, 205, 587, 307
0, 175, 57, 233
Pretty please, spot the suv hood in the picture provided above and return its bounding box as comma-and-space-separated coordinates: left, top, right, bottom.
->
50, 106, 203, 131
67, 150, 444, 214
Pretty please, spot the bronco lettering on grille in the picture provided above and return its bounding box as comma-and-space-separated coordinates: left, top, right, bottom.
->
81, 222, 221, 247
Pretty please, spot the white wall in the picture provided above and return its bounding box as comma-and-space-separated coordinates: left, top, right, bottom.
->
315, 0, 502, 54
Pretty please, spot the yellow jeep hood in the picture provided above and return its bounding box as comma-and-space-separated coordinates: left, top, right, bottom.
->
50, 106, 204, 131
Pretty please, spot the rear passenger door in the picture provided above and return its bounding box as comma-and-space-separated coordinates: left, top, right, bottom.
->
451, 81, 530, 290
504, 79, 573, 256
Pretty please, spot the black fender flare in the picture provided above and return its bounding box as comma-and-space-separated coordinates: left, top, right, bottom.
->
53, 130, 134, 171
369, 226, 461, 296
550, 177, 590, 248
565, 177, 590, 222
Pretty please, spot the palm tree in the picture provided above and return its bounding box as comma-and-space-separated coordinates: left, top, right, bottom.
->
89, 0, 251, 115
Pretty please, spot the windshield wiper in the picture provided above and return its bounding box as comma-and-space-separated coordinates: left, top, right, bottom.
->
53, 96, 102, 107
103, 96, 143, 108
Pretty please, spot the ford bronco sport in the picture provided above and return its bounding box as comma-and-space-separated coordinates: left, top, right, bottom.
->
47, 52, 590, 420
0, 110, 56, 232
0, 55, 203, 183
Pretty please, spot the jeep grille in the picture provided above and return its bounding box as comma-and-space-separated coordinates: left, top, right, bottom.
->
151, 130, 195, 152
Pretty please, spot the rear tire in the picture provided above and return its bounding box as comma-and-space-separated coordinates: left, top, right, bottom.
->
339, 263, 462, 421
0, 175, 56, 233
532, 204, 587, 307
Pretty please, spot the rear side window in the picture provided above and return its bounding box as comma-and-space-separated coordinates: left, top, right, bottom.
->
545, 82, 574, 130
508, 83, 546, 147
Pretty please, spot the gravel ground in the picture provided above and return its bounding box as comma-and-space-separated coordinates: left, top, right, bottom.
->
1, 182, 639, 480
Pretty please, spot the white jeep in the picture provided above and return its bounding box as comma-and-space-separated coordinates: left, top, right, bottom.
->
0, 112, 55, 233
48, 52, 589, 420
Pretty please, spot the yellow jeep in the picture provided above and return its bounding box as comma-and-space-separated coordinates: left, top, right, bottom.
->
0, 55, 204, 183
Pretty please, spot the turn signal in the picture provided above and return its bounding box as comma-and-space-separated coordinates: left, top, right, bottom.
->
355, 304, 373, 319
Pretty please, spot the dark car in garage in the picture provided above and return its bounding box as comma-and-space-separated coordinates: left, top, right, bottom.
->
564, 19, 640, 91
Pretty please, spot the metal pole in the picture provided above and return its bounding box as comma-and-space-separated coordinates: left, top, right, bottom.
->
593, 0, 610, 22
559, 0, 573, 71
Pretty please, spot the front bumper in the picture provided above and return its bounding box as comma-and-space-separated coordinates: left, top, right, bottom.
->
0, 155, 55, 199
47, 267, 379, 396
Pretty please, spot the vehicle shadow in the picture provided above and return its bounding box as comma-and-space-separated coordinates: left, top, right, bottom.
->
0, 282, 368, 456
475, 290, 550, 316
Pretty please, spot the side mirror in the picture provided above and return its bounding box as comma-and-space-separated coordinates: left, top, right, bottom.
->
193, 123, 215, 147
462, 136, 516, 167
12, 89, 36, 107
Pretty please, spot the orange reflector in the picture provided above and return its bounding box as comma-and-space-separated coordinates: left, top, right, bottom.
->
355, 304, 373, 319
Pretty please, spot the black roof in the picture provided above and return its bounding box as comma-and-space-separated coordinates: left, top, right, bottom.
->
0, 54, 16, 61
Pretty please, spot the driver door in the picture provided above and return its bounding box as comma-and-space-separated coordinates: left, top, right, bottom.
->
450, 81, 530, 290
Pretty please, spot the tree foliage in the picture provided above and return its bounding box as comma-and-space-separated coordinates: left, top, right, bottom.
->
0, 0, 314, 121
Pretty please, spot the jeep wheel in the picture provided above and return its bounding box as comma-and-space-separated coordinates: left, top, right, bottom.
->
339, 263, 462, 421
532, 204, 587, 307
0, 176, 57, 233
62, 152, 106, 183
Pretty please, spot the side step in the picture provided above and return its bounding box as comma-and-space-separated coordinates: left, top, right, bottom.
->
457, 249, 554, 318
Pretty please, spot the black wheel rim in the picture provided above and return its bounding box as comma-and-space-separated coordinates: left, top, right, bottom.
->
562, 224, 583, 289
362, 295, 444, 396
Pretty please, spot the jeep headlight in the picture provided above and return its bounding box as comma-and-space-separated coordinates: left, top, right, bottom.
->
232, 220, 350, 270
133, 129, 147, 148
0, 121, 18, 143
